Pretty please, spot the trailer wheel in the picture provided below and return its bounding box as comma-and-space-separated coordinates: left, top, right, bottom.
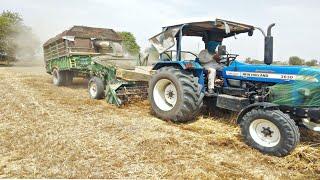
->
52, 69, 65, 86
64, 71, 74, 86
148, 67, 204, 123
88, 76, 105, 99
240, 109, 300, 156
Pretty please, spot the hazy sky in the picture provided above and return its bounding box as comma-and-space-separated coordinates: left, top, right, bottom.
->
1, 0, 320, 61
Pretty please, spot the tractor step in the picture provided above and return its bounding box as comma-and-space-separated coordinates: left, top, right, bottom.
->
70, 59, 77, 68
216, 94, 250, 111
223, 87, 246, 97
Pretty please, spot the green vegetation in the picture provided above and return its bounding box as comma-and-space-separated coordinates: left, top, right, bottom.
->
117, 31, 140, 55
245, 57, 263, 64
0, 11, 22, 56
288, 56, 304, 65
288, 56, 318, 66
245, 56, 318, 67
305, 59, 318, 66
0, 10, 39, 59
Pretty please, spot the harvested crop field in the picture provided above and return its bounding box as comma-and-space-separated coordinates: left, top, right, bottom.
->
0, 66, 319, 179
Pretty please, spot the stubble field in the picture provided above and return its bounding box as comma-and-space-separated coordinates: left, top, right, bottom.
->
0, 66, 319, 179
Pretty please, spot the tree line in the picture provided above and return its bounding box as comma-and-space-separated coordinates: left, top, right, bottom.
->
1, 10, 317, 67
0, 10, 39, 60
245, 56, 319, 66
0, 10, 141, 61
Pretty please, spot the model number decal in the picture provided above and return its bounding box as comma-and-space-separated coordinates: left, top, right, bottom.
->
280, 74, 295, 80
226, 71, 318, 82
226, 71, 297, 80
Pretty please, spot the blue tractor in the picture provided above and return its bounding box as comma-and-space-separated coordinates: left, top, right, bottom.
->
148, 19, 320, 156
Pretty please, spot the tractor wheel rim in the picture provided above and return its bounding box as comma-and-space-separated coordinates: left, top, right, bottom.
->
153, 79, 177, 111
249, 119, 281, 147
89, 83, 98, 97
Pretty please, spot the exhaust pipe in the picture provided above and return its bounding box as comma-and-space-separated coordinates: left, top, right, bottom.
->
267, 23, 275, 36
264, 23, 275, 65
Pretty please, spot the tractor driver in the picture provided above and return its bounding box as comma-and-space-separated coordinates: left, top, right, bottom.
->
198, 41, 223, 94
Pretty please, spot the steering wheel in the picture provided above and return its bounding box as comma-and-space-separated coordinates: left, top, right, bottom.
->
161, 50, 198, 61
227, 54, 239, 62
219, 52, 239, 65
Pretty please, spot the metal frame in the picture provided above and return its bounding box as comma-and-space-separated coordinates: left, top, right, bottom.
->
159, 19, 255, 62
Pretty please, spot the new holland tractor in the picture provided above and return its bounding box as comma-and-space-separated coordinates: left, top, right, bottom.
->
148, 19, 320, 156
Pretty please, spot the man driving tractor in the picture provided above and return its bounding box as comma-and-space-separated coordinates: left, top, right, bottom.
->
198, 40, 223, 93
149, 19, 320, 157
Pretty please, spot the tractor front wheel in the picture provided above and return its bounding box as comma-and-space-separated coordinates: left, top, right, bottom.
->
148, 67, 204, 123
240, 109, 300, 156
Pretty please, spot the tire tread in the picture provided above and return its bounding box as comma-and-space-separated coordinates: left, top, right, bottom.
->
149, 67, 204, 122
240, 108, 300, 156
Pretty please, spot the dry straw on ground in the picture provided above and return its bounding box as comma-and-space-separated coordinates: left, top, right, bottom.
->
0, 67, 319, 178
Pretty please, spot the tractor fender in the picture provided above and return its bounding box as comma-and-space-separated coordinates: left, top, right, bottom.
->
236, 102, 279, 124
152, 61, 205, 88
152, 61, 187, 70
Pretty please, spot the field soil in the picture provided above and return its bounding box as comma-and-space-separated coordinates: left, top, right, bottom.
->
0, 66, 319, 179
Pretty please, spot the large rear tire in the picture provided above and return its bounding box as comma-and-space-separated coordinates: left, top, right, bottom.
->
88, 76, 105, 99
148, 67, 204, 123
52, 69, 65, 86
240, 109, 300, 156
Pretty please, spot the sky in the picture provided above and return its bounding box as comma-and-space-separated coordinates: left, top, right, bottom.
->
1, 0, 320, 61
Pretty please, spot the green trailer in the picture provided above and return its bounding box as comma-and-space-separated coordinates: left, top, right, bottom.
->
43, 26, 151, 105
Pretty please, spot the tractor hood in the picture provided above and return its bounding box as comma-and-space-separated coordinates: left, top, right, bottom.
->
224, 60, 320, 107
225, 60, 320, 84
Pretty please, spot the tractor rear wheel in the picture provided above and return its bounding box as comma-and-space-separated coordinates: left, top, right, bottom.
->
148, 67, 204, 123
88, 76, 105, 99
240, 109, 300, 156
52, 69, 65, 86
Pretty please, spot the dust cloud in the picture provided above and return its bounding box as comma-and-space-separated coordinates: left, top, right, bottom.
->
10, 23, 43, 67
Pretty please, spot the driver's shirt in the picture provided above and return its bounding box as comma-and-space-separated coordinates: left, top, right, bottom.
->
198, 49, 222, 70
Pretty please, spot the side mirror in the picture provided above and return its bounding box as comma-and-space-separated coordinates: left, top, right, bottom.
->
218, 45, 227, 56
